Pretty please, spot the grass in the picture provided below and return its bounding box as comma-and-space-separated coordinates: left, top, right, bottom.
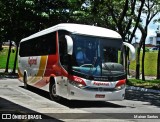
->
129, 51, 157, 76
0, 47, 16, 69
127, 79, 160, 90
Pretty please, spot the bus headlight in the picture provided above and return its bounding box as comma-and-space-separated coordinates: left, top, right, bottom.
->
115, 84, 125, 90
69, 80, 86, 89
68, 75, 86, 89
115, 79, 126, 90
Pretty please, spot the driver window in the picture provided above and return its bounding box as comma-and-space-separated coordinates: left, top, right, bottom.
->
59, 31, 68, 71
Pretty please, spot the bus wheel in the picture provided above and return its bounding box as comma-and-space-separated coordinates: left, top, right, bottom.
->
23, 73, 28, 89
49, 79, 60, 101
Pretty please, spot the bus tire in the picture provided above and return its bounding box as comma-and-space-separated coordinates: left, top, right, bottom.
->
23, 72, 28, 89
49, 78, 61, 101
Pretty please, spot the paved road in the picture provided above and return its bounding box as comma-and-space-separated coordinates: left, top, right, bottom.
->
0, 78, 160, 122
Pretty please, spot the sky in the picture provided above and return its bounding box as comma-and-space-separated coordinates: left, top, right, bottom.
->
134, 13, 160, 44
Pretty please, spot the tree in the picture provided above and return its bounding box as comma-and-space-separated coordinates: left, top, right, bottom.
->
0, 0, 86, 73
135, 0, 160, 80
0, 0, 4, 51
156, 28, 160, 79
100, 0, 145, 74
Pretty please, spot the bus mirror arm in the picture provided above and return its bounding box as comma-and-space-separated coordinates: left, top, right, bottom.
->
123, 42, 135, 61
65, 35, 73, 55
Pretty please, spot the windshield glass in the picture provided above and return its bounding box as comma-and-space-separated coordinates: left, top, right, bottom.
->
70, 34, 125, 80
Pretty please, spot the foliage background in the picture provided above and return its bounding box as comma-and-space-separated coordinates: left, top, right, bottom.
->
130, 51, 157, 76
0, 48, 16, 69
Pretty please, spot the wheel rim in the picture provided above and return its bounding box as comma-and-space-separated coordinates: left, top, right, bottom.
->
51, 84, 57, 97
50, 81, 60, 101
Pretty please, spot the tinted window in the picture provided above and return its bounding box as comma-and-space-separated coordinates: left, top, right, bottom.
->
19, 32, 56, 57
58, 30, 69, 71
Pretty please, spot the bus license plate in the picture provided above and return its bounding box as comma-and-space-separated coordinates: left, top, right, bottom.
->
95, 94, 105, 98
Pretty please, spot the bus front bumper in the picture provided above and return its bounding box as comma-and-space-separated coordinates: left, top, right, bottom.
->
67, 83, 125, 101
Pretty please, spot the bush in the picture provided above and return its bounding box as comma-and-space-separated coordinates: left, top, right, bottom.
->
145, 47, 149, 52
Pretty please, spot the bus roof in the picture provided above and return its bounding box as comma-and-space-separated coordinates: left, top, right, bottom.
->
21, 23, 122, 42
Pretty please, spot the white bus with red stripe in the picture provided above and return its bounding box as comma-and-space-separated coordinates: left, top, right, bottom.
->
18, 23, 135, 101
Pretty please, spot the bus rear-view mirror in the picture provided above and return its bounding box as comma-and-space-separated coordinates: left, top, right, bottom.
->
65, 35, 73, 55
123, 42, 135, 61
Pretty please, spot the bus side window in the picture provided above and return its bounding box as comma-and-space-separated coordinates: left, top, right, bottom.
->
46, 32, 56, 55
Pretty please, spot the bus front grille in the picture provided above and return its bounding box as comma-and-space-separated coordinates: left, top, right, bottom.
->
83, 86, 116, 92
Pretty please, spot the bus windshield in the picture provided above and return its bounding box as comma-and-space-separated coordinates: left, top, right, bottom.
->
70, 34, 125, 80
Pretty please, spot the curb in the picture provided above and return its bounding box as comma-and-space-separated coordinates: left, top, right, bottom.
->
126, 85, 160, 94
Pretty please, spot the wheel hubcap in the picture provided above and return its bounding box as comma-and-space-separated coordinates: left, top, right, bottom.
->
52, 84, 56, 97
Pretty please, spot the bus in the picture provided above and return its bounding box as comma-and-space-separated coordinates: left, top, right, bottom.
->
18, 23, 135, 101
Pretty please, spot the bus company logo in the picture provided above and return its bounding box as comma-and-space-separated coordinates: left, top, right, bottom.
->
93, 81, 109, 86
74, 77, 83, 83
28, 57, 37, 67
